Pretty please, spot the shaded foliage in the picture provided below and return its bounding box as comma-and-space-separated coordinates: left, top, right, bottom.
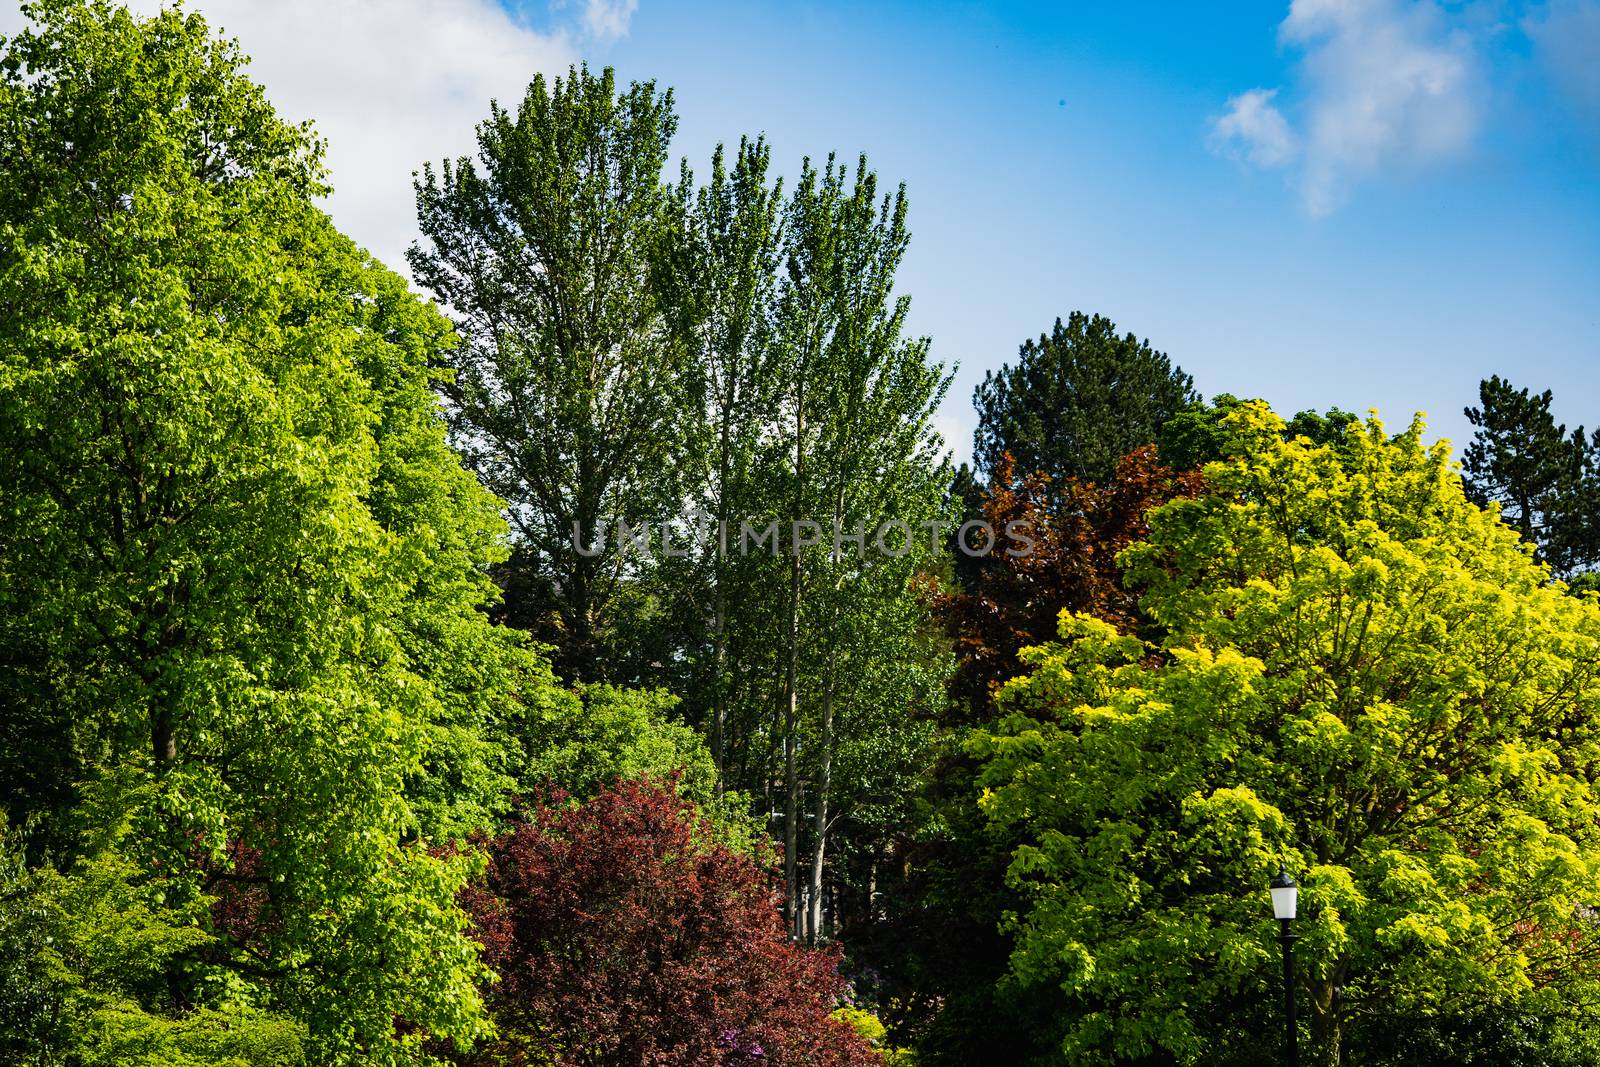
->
852, 446, 1198, 1063
1157, 392, 1359, 472
1462, 374, 1600, 581
973, 311, 1196, 487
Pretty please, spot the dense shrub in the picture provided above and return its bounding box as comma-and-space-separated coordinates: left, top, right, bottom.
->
459, 778, 881, 1066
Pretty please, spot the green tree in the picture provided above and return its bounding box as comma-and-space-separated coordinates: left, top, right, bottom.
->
1, 792, 309, 1066
973, 403, 1600, 1065
653, 136, 786, 786
0, 3, 514, 1058
1157, 391, 1358, 472
410, 65, 692, 683
972, 311, 1196, 486
769, 154, 951, 937
511, 681, 714, 804
1462, 375, 1600, 581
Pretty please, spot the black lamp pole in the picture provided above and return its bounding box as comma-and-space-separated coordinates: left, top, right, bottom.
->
1269, 866, 1300, 1067
1279, 916, 1298, 1067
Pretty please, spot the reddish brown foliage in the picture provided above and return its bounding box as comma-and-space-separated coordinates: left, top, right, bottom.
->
459, 778, 882, 1067
932, 445, 1202, 722
206, 839, 274, 947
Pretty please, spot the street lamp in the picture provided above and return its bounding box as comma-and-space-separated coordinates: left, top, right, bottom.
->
1269, 867, 1299, 1067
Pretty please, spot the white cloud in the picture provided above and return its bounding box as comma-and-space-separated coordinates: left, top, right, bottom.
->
2, 1, 655, 272
581, 0, 637, 41
114, 0, 578, 273
1212, 0, 1482, 215
1524, 0, 1600, 131
1211, 88, 1300, 167
1285, 0, 1479, 214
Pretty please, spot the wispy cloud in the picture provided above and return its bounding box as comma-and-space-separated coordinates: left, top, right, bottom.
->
581, 0, 639, 41
1524, 0, 1600, 133
1213, 0, 1482, 215
1211, 88, 1300, 167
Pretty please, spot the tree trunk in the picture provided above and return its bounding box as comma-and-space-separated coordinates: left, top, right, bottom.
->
783, 584, 800, 938
807, 669, 833, 944
711, 571, 727, 797
145, 629, 179, 770
1310, 975, 1343, 1067
867, 858, 878, 923
759, 675, 783, 812
782, 398, 805, 938
152, 707, 175, 767
806, 490, 844, 946
710, 414, 732, 797
566, 445, 603, 683
560, 563, 598, 684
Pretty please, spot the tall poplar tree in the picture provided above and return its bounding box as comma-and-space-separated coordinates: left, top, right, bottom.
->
771, 155, 950, 938
410, 65, 691, 682
654, 137, 785, 785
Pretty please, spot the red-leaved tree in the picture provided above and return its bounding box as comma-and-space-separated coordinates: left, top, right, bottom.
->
458, 777, 882, 1066
931, 445, 1203, 722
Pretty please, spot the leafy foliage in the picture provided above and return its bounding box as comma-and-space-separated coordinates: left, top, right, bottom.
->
0, 3, 521, 1058
972, 311, 1196, 486
832, 1007, 917, 1065
512, 681, 713, 805
973, 403, 1600, 1063
1462, 374, 1600, 581
0, 793, 309, 1066
459, 777, 883, 1067
1351, 1008, 1600, 1067
505, 674, 761, 850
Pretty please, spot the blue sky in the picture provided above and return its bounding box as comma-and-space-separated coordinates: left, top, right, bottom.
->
556, 0, 1600, 461
8, 0, 1593, 463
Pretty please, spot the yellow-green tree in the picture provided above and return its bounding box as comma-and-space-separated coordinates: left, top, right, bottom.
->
972, 403, 1600, 1065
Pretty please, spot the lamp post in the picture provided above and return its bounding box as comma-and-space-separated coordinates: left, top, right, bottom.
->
1269, 867, 1300, 1067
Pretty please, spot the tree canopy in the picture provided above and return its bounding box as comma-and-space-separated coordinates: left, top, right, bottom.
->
460, 777, 881, 1067
972, 311, 1197, 486
0, 2, 530, 1059
1462, 374, 1600, 583
972, 402, 1600, 1064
